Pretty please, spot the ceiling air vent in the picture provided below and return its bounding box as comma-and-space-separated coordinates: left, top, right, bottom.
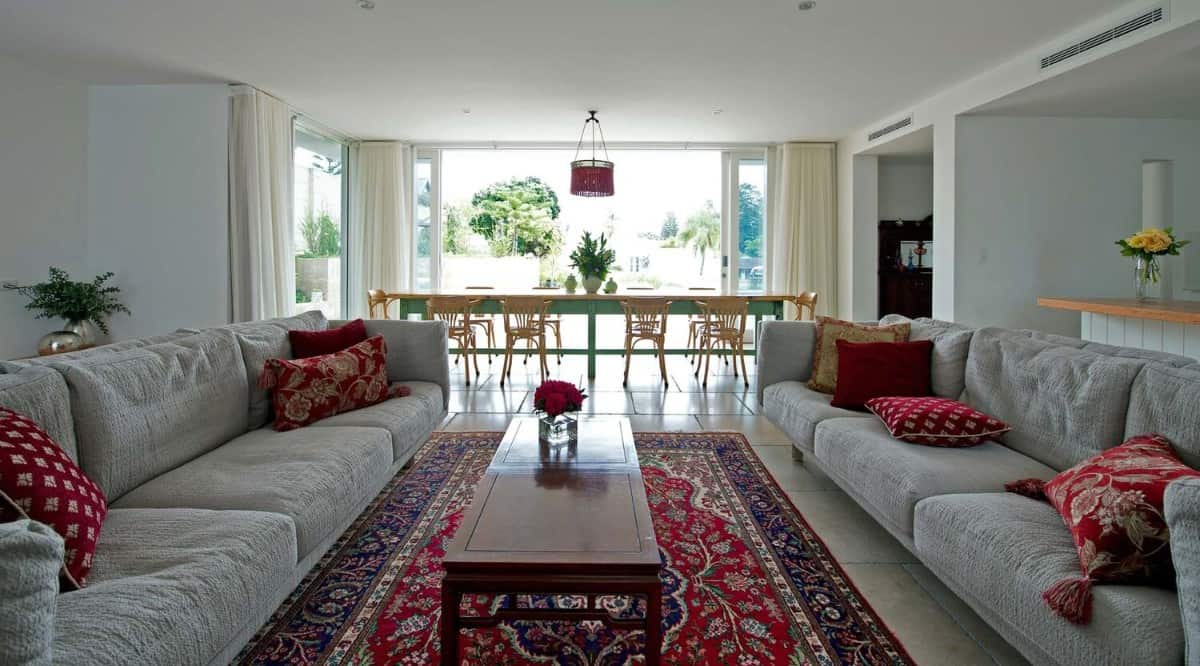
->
1040, 6, 1165, 70
868, 116, 913, 142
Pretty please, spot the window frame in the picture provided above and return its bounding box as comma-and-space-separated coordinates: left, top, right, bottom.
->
292, 118, 351, 318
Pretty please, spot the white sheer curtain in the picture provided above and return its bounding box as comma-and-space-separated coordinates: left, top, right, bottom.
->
769, 142, 837, 318
228, 86, 294, 321
348, 142, 413, 317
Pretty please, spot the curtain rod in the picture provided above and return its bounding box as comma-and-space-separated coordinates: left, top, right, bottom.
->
228, 83, 357, 143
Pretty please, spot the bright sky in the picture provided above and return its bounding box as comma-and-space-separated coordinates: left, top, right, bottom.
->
441, 149, 723, 248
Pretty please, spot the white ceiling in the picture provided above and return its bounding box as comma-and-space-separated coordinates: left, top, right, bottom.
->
972, 20, 1200, 118
0, 0, 1132, 142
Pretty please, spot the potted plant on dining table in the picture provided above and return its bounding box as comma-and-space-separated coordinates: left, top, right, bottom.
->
569, 231, 616, 295
534, 379, 587, 445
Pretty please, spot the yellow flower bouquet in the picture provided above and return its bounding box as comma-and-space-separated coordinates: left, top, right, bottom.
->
1116, 227, 1189, 299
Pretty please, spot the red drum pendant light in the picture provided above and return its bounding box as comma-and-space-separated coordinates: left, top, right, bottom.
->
570, 110, 614, 197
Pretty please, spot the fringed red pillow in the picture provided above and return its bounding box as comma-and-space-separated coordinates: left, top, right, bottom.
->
0, 407, 107, 589
288, 318, 368, 359
1022, 434, 1200, 624
865, 396, 1010, 447
259, 335, 406, 431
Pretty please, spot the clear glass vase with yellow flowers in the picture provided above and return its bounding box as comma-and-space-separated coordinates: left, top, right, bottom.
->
1116, 228, 1190, 301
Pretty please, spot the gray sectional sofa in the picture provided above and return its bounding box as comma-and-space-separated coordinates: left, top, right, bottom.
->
758, 316, 1200, 666
0, 311, 449, 665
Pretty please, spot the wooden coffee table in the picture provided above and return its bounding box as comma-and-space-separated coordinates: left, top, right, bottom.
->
440, 416, 663, 665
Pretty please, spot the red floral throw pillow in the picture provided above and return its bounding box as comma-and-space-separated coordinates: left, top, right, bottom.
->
865, 396, 1011, 447
259, 335, 402, 431
1034, 434, 1200, 624
0, 407, 107, 589
830, 340, 933, 409
289, 318, 369, 359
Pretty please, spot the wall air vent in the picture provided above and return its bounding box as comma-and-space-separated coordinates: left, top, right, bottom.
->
1040, 6, 1165, 70
868, 116, 913, 142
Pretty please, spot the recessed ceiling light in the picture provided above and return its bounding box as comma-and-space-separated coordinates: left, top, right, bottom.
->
461, 108, 471, 115
797, 1, 817, 10
357, 0, 375, 9
712, 109, 723, 116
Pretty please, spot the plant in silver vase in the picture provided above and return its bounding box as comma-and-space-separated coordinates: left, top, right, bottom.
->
533, 379, 587, 446
5, 267, 130, 354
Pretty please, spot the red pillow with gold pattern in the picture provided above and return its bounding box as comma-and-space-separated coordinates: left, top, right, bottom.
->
259, 335, 399, 431
1036, 434, 1200, 625
0, 407, 107, 589
865, 396, 1010, 447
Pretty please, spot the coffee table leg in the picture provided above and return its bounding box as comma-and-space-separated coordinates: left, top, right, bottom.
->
644, 581, 663, 666
440, 582, 459, 666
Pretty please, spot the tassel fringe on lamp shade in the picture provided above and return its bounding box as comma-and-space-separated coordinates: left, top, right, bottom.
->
570, 110, 615, 197
570, 159, 615, 197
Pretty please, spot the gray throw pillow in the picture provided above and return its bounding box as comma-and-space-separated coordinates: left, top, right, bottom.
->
0, 519, 63, 666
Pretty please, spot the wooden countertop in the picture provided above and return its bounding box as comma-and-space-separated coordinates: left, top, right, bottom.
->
1038, 297, 1200, 325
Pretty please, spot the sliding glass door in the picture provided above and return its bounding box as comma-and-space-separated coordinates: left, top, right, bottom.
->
292, 125, 348, 317
413, 147, 766, 293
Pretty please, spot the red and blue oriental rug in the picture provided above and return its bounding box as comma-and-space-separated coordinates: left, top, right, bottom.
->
236, 431, 913, 665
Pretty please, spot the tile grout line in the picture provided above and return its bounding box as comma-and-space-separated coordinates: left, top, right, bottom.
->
899, 563, 1007, 666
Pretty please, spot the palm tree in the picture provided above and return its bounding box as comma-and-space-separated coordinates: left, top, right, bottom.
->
680, 201, 721, 275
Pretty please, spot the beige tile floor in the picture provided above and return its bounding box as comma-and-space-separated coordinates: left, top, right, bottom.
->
438, 352, 1030, 666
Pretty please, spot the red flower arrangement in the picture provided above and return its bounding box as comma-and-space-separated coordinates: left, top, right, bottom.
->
533, 380, 587, 418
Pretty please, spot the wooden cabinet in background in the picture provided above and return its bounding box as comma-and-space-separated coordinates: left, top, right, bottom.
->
878, 217, 933, 319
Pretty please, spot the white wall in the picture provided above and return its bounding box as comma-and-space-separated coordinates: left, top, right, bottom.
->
955, 116, 1200, 335
878, 156, 933, 220
837, 0, 1200, 322
0, 57, 89, 359
86, 85, 231, 341
850, 156, 878, 320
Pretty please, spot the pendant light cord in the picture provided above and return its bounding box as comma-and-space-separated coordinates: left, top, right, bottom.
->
573, 111, 610, 162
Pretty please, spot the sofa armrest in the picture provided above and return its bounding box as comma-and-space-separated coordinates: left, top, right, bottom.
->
756, 320, 816, 405
1166, 477, 1200, 664
340, 320, 451, 409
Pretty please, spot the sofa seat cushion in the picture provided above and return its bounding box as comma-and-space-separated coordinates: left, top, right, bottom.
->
914, 493, 1184, 666
112, 426, 392, 557
308, 381, 443, 463
54, 507, 296, 666
813, 417, 1056, 535
761, 381, 870, 452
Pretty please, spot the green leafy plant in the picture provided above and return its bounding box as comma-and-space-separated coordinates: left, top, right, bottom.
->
680, 200, 721, 275
298, 208, 341, 258
5, 267, 130, 333
469, 177, 563, 258
568, 231, 617, 280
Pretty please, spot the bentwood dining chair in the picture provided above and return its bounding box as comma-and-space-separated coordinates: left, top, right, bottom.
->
620, 298, 672, 387
367, 289, 394, 319
499, 297, 553, 387
463, 286, 496, 363
790, 292, 819, 321
426, 296, 481, 386
685, 287, 719, 363
694, 297, 750, 388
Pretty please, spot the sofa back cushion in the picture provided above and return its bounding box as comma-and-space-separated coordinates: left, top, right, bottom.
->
9, 329, 201, 367
226, 310, 327, 429
880, 315, 974, 399
0, 365, 78, 462
49, 329, 249, 500
1020, 329, 1197, 368
1125, 363, 1200, 470
963, 328, 1143, 471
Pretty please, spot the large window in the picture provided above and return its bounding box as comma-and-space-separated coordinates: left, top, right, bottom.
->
292, 126, 347, 317
423, 149, 762, 293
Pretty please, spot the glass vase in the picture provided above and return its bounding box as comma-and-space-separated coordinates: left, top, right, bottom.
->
538, 413, 578, 447
1134, 255, 1160, 302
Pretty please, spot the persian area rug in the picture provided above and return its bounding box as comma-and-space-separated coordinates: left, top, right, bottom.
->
236, 431, 913, 665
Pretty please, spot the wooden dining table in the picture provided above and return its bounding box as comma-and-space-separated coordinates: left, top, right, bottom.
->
370, 289, 790, 378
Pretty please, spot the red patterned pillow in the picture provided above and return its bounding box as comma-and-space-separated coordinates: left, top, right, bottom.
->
1038, 434, 1200, 624
259, 335, 398, 431
289, 318, 368, 359
865, 396, 1011, 447
0, 407, 107, 589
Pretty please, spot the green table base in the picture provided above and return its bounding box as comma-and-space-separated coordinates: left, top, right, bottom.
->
392, 297, 784, 379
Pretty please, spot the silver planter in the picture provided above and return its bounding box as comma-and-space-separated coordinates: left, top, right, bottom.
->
66, 319, 100, 347
38, 330, 84, 356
